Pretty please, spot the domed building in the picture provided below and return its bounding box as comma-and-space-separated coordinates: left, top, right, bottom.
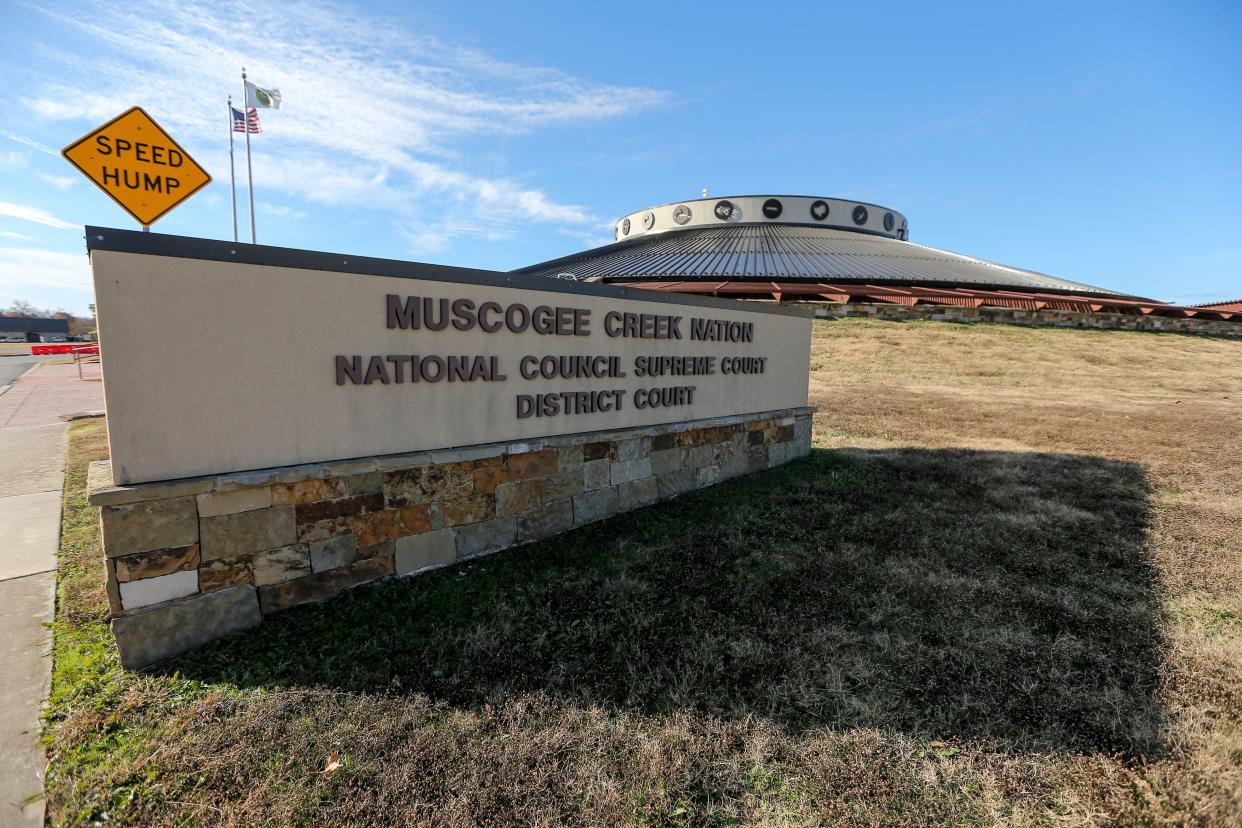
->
514, 195, 1241, 334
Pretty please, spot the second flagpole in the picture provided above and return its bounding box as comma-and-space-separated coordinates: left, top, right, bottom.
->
242, 67, 257, 244
228, 96, 238, 243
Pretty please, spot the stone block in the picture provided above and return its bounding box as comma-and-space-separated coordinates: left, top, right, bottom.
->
543, 469, 584, 500
119, 568, 199, 611
196, 487, 272, 518
350, 504, 431, 546
102, 496, 199, 557
200, 556, 252, 592
496, 478, 544, 517
320, 458, 378, 478
557, 444, 584, 470
199, 506, 296, 562
651, 433, 678, 452
395, 529, 456, 574
296, 516, 351, 544
215, 464, 326, 492
442, 494, 496, 527
721, 450, 748, 479
384, 462, 473, 506
650, 448, 684, 476
343, 471, 382, 496
657, 469, 697, 500
619, 477, 659, 511
747, 444, 770, 472
611, 437, 650, 462
507, 448, 558, 481
294, 493, 384, 524
768, 442, 789, 467
517, 499, 574, 542
583, 441, 610, 461
271, 477, 347, 505
472, 464, 508, 495
430, 443, 504, 465
794, 418, 813, 443
113, 585, 261, 668
88, 461, 213, 507
686, 445, 715, 469
697, 466, 721, 487
610, 456, 652, 486
583, 458, 611, 491
356, 540, 395, 562
454, 516, 517, 559
258, 557, 393, 615
310, 534, 357, 573
114, 543, 199, 582
252, 544, 312, 586
573, 486, 619, 526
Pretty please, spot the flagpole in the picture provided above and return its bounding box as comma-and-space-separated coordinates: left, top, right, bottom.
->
242, 67, 257, 244
228, 96, 238, 243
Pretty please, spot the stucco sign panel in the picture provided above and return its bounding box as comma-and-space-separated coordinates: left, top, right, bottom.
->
89, 229, 812, 485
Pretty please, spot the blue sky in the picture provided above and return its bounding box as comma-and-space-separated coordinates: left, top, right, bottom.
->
0, 0, 1238, 315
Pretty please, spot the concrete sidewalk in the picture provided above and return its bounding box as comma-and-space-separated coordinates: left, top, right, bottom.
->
0, 363, 104, 826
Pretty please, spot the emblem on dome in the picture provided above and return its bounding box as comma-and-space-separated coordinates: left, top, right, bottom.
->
673, 204, 692, 225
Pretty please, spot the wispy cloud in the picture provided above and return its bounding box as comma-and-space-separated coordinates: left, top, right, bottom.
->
0, 128, 57, 155
0, 247, 90, 293
0, 199, 77, 229
23, 0, 667, 245
36, 173, 76, 191
258, 203, 307, 221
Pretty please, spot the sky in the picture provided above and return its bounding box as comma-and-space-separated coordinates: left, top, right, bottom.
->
0, 0, 1239, 316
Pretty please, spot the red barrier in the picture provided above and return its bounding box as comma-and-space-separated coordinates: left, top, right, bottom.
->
31, 343, 97, 355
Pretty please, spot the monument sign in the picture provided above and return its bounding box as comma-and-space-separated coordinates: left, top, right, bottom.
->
85, 228, 814, 667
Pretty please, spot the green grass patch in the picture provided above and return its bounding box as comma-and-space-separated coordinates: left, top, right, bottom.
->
45, 417, 1172, 825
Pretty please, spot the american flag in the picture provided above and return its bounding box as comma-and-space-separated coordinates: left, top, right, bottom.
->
231, 106, 262, 134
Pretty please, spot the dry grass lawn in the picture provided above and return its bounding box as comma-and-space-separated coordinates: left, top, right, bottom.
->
44, 319, 1242, 825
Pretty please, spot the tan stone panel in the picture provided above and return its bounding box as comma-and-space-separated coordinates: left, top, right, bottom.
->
199, 506, 296, 561
349, 504, 431, 547
114, 543, 200, 583
495, 478, 544, 518
271, 478, 347, 505
252, 544, 312, 586
196, 487, 272, 518
395, 529, 456, 574
258, 557, 393, 615
102, 496, 199, 558
442, 494, 496, 527
200, 556, 253, 593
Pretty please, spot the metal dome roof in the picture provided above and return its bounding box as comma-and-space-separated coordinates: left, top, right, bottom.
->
514, 196, 1132, 299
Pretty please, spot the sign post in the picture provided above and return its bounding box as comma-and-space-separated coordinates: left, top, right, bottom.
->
62, 107, 211, 228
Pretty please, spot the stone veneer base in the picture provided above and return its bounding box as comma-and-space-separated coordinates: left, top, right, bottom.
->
88, 406, 815, 668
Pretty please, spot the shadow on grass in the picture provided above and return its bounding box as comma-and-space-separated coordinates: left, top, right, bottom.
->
168, 447, 1165, 756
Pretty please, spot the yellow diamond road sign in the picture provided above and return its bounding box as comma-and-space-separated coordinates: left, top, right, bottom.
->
62, 107, 211, 227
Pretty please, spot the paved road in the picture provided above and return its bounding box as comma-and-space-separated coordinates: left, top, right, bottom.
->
0, 355, 55, 391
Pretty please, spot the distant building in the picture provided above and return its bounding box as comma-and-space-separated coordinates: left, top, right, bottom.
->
1194, 299, 1242, 313
514, 194, 1241, 334
0, 316, 71, 342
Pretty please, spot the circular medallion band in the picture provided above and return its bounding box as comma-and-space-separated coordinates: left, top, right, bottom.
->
615, 195, 908, 242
